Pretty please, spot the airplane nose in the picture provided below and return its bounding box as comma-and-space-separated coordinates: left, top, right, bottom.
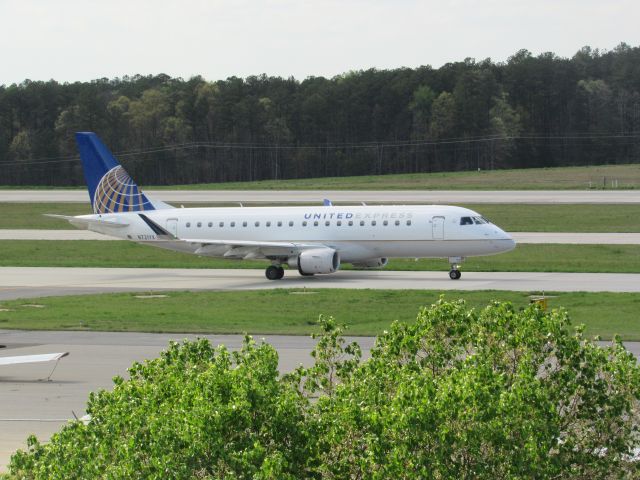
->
505, 237, 516, 251
501, 233, 516, 252
492, 230, 516, 252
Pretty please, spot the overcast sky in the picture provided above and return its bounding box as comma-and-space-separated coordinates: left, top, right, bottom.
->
0, 0, 638, 86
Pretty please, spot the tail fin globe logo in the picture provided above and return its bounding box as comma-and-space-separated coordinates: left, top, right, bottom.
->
93, 165, 155, 213
75, 132, 155, 214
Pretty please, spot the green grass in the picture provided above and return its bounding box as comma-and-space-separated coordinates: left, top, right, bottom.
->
2, 164, 639, 191
2, 202, 640, 232
0, 241, 638, 273
0, 289, 638, 340
148, 164, 640, 190
0, 203, 93, 229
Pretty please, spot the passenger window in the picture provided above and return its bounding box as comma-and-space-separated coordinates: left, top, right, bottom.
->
383, 220, 388, 226
219, 221, 224, 228
186, 222, 191, 228
325, 221, 330, 226
208, 222, 213, 228
360, 220, 365, 226
243, 221, 247, 227
337, 220, 342, 226
395, 220, 400, 226
266, 221, 271, 227
302, 221, 307, 227
277, 221, 282, 227
348, 220, 353, 226
289, 221, 294, 227
314, 221, 319, 226
460, 217, 473, 225
371, 220, 376, 226
230, 221, 235, 227
255, 221, 260, 227
406, 220, 412, 226
197, 222, 202, 228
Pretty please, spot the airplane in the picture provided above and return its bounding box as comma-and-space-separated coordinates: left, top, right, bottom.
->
49, 132, 516, 280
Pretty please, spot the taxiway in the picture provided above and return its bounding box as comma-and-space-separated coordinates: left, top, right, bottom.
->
0, 267, 639, 301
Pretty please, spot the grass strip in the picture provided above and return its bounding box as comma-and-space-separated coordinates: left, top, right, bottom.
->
0, 289, 638, 340
0, 241, 638, 273
2, 164, 640, 191
148, 164, 640, 191
1, 203, 640, 233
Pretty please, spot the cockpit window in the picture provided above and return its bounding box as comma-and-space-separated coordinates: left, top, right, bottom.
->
460, 216, 473, 225
472, 216, 488, 224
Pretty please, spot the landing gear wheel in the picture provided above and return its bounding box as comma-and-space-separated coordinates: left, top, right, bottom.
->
266, 265, 283, 280
449, 269, 461, 280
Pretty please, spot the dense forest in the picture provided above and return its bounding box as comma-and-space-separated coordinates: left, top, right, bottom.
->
1, 44, 639, 186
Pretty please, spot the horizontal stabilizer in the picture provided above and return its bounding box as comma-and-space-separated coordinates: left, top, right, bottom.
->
0, 352, 69, 366
44, 214, 129, 229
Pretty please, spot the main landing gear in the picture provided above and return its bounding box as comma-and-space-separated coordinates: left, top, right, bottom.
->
265, 265, 285, 280
448, 256, 464, 280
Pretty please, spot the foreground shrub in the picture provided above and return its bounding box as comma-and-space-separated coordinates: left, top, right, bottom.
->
10, 338, 313, 479
10, 300, 640, 479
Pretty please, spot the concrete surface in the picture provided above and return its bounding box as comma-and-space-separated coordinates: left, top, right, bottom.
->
1, 267, 640, 302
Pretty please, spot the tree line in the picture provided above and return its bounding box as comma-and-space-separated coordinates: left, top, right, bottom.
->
1, 43, 639, 186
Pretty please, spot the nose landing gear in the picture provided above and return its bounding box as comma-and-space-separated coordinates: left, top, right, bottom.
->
265, 265, 285, 280
448, 256, 464, 280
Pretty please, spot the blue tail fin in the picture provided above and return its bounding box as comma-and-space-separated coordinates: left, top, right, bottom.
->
75, 132, 157, 214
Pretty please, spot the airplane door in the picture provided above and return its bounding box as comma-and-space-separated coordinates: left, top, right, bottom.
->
166, 218, 178, 237
432, 216, 444, 240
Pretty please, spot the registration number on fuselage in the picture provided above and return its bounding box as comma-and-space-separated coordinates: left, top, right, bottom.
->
137, 234, 157, 240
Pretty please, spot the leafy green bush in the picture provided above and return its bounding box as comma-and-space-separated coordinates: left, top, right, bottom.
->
10, 300, 640, 479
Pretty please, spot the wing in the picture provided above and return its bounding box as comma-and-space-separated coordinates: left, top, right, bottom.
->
0, 352, 69, 366
137, 214, 328, 259
180, 238, 327, 260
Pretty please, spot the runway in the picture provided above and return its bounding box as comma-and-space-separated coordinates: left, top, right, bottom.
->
2, 230, 640, 244
1, 189, 639, 204
1, 267, 639, 301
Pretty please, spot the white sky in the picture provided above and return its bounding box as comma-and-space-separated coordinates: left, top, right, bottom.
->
0, 0, 638, 86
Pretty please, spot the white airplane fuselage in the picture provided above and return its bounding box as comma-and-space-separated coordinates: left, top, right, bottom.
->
80, 204, 515, 263
63, 132, 516, 280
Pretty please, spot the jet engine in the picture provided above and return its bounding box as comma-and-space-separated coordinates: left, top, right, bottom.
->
295, 248, 340, 275
351, 258, 388, 269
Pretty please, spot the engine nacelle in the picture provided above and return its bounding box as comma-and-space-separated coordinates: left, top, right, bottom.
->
296, 248, 340, 275
351, 258, 388, 269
